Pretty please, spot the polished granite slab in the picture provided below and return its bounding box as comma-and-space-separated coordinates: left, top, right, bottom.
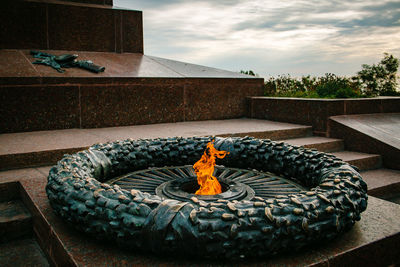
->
0, 49, 254, 85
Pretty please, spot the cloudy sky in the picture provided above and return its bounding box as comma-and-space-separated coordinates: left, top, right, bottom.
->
115, 0, 400, 78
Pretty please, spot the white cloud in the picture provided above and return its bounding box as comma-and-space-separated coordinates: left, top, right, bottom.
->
115, 0, 400, 77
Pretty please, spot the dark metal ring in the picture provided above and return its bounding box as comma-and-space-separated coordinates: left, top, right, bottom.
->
46, 136, 368, 259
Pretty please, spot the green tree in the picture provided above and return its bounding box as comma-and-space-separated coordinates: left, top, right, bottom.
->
355, 53, 399, 96
240, 70, 257, 76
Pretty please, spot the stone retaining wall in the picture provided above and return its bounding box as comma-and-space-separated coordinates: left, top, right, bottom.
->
1, 78, 263, 133
247, 97, 400, 135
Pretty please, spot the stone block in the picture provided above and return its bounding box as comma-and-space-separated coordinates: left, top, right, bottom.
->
48, 4, 116, 52
0, 85, 80, 133
184, 79, 263, 121
80, 82, 185, 128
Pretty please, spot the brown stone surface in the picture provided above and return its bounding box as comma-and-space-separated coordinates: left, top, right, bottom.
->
0, 118, 310, 170
344, 98, 382, 114
48, 5, 116, 52
249, 97, 345, 134
312, 196, 400, 267
0, 85, 80, 133
0, 199, 32, 242
1, 167, 77, 267
248, 97, 400, 135
1, 167, 399, 266
0, 181, 20, 202
381, 97, 400, 113
331, 151, 382, 171
309, 100, 345, 133
250, 98, 314, 126
185, 79, 263, 121
80, 82, 186, 128
218, 126, 312, 140
14, 50, 183, 84
281, 136, 344, 152
0, 238, 49, 267
121, 10, 143, 53
329, 113, 400, 170
0, 50, 262, 133
0, 50, 41, 85
0, 50, 257, 84
387, 194, 400, 204
361, 168, 400, 198
0, 2, 47, 50
63, 0, 113, 5
0, 1, 142, 53
149, 56, 253, 78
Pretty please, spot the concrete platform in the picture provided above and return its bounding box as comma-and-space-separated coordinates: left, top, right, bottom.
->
0, 166, 399, 266
329, 113, 400, 170
0, 118, 311, 170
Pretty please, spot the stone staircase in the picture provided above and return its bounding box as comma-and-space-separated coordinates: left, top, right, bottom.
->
0, 118, 398, 201
280, 131, 399, 202
0, 182, 49, 266
0, 119, 400, 266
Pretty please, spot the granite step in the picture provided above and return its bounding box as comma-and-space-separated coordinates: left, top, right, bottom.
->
0, 238, 50, 267
331, 151, 382, 171
0, 118, 312, 170
361, 168, 400, 200
0, 199, 32, 243
328, 113, 400, 170
282, 136, 344, 152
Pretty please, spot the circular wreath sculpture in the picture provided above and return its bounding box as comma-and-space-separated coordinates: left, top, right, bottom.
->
46, 136, 368, 259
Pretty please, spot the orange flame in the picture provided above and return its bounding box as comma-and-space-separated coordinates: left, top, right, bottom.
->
193, 141, 229, 195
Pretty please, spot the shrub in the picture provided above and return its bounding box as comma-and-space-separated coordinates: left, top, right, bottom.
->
316, 74, 361, 98
264, 74, 360, 98
263, 53, 398, 98
264, 74, 318, 97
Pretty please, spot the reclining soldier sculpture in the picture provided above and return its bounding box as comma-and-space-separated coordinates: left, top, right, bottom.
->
31, 50, 105, 73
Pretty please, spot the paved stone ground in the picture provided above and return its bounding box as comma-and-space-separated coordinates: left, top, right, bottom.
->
0, 118, 310, 156
0, 118, 399, 266
0, 165, 400, 266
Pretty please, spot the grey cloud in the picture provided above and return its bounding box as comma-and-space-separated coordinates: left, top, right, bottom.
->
116, 0, 243, 9
362, 1, 400, 12
230, 0, 399, 34
115, 0, 400, 78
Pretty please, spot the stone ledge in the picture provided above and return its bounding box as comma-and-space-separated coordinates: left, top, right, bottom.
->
0, 50, 258, 85
247, 97, 400, 135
